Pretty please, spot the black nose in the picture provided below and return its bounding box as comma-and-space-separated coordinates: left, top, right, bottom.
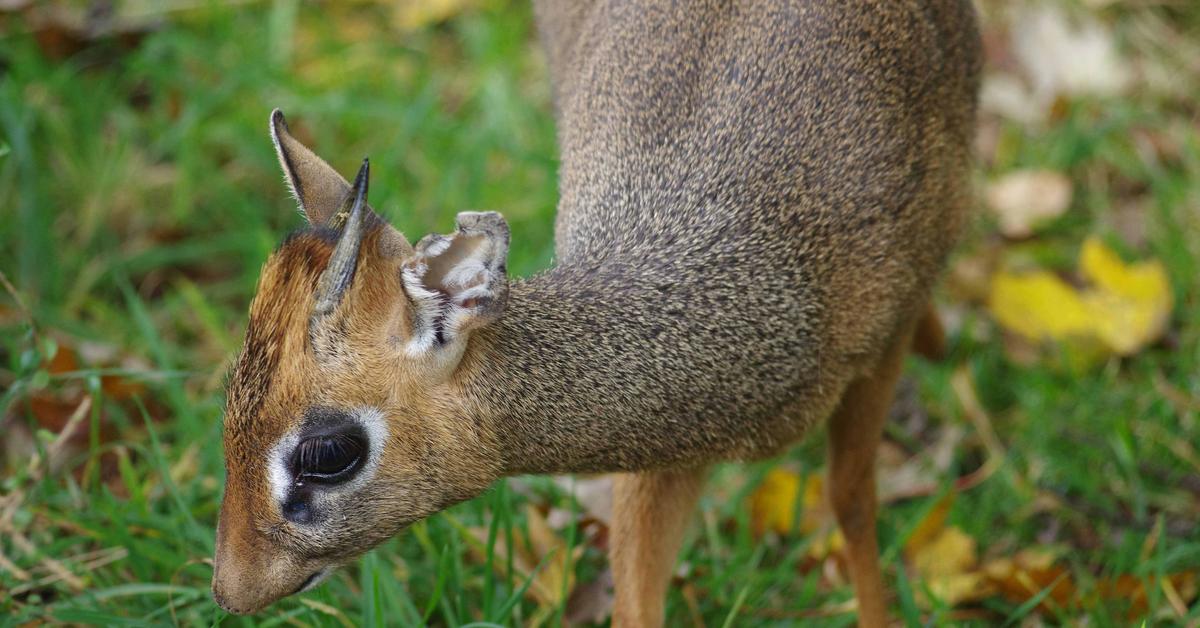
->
283, 497, 312, 524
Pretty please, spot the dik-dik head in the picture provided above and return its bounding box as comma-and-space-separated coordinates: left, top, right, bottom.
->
212, 110, 510, 614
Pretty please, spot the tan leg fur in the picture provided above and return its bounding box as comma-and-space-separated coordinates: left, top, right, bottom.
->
826, 327, 914, 627
911, 302, 946, 361
609, 467, 709, 627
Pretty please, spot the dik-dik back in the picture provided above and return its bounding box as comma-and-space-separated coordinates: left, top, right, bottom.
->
518, 0, 981, 458
213, 0, 980, 621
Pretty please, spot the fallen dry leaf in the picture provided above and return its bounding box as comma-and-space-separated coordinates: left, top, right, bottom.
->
1092, 572, 1197, 619
4, 1, 156, 61
748, 468, 837, 537
1077, 237, 1173, 354
982, 549, 1075, 612
522, 504, 576, 611
747, 468, 843, 560
466, 505, 585, 623
392, 0, 476, 31
564, 568, 613, 625
904, 493, 956, 562
911, 526, 977, 580
895, 479, 1195, 616
1012, 5, 1131, 108
990, 270, 1094, 344
551, 475, 613, 526
988, 236, 1172, 357
986, 170, 1072, 238
903, 493, 994, 607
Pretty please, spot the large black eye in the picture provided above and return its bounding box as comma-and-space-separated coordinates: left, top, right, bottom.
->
290, 430, 365, 484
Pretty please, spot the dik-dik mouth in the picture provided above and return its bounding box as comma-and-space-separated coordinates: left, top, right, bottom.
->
293, 567, 332, 595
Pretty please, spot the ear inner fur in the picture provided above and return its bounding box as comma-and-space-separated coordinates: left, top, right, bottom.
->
399, 211, 510, 354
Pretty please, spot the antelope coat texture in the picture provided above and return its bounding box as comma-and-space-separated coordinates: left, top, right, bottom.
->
469, 0, 982, 473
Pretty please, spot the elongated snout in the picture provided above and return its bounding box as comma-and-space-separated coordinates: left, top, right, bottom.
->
212, 502, 324, 614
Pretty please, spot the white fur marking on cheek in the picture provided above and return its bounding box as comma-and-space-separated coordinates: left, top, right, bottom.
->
354, 407, 389, 478
268, 432, 300, 505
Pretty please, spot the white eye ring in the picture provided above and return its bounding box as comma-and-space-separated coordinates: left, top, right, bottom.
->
267, 407, 388, 508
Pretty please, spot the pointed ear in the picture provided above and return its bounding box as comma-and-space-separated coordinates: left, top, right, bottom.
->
270, 109, 353, 226
401, 211, 510, 354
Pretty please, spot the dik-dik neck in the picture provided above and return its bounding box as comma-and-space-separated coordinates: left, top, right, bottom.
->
458, 257, 820, 477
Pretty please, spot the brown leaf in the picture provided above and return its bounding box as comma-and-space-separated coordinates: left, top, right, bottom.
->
982, 549, 1075, 612
1093, 572, 1198, 619
466, 505, 582, 618
904, 493, 956, 563
564, 569, 613, 625
12, 2, 156, 61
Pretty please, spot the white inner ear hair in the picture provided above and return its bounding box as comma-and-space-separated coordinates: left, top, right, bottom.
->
400, 234, 494, 354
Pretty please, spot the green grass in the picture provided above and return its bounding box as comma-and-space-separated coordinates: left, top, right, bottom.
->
2, 1, 1198, 625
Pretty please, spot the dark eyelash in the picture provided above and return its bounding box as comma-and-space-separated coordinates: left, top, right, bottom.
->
291, 432, 365, 483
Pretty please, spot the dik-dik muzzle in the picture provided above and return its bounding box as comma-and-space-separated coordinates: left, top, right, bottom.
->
212, 487, 335, 614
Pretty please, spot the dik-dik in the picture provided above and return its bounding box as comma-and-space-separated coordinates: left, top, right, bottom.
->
211, 0, 980, 624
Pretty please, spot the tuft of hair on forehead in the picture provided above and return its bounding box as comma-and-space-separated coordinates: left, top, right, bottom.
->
224, 230, 333, 438
224, 218, 402, 444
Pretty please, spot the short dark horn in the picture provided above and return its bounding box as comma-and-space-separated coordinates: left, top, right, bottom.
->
313, 159, 369, 316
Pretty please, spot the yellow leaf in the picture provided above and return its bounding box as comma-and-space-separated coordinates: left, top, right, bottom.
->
747, 469, 847, 561
798, 473, 830, 535
1078, 237, 1172, 355
806, 528, 844, 561
393, 0, 477, 31
988, 237, 1172, 357
926, 571, 993, 606
989, 271, 1094, 342
909, 524, 994, 607
462, 506, 579, 614
901, 495, 996, 608
911, 526, 977, 579
749, 468, 800, 536
904, 493, 956, 561
523, 504, 574, 609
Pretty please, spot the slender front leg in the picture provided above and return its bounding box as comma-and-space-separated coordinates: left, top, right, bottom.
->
826, 330, 912, 628
610, 466, 708, 627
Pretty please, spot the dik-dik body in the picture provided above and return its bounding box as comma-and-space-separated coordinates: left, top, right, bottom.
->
211, 0, 981, 624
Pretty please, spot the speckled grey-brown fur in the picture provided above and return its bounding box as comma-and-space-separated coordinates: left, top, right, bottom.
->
469, 0, 981, 475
